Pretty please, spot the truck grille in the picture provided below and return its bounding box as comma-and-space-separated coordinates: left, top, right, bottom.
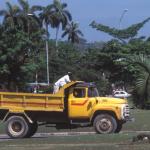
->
123, 104, 130, 118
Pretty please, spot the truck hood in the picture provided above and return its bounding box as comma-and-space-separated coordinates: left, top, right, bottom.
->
96, 97, 127, 104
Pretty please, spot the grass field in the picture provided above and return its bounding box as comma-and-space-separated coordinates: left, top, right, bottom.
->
0, 109, 150, 150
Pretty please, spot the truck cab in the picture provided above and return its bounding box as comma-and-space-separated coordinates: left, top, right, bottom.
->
68, 82, 99, 119
66, 81, 130, 134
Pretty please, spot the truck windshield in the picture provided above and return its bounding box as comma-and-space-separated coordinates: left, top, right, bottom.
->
88, 87, 99, 97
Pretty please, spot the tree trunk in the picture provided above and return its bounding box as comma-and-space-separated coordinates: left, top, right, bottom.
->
55, 24, 60, 54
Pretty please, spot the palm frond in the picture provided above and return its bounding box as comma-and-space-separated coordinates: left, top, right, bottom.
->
63, 10, 72, 21
76, 30, 84, 36
135, 72, 149, 94
18, 0, 29, 12
61, 30, 68, 38
61, 3, 67, 9
127, 55, 150, 73
128, 55, 150, 102
5, 2, 12, 12
31, 6, 43, 13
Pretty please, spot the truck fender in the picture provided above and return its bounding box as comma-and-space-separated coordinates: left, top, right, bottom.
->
2, 112, 33, 124
90, 110, 118, 123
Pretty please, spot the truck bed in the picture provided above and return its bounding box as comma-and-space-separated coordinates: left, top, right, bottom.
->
0, 92, 64, 112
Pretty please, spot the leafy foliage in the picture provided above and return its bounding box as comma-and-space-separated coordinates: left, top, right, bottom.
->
125, 55, 150, 108
90, 17, 150, 42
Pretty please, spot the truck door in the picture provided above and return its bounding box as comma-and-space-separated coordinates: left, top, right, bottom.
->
68, 87, 96, 118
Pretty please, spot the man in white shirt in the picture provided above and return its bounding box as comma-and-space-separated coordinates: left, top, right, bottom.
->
53, 72, 72, 94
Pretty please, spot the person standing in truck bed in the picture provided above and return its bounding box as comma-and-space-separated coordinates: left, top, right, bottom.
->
53, 72, 72, 94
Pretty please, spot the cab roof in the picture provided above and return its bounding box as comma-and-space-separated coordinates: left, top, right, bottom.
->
55, 81, 96, 96
75, 82, 96, 88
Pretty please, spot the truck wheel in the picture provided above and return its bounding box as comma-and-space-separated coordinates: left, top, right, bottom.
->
115, 123, 123, 133
93, 114, 117, 134
5, 116, 29, 138
26, 122, 38, 138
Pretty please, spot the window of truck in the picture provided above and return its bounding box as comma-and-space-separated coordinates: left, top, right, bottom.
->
88, 87, 99, 97
73, 88, 86, 98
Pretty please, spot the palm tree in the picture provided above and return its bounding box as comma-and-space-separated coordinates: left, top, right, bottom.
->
39, 5, 56, 38
61, 21, 84, 44
52, 0, 72, 47
17, 0, 42, 33
127, 55, 150, 108
0, 2, 20, 28
39, 4, 56, 85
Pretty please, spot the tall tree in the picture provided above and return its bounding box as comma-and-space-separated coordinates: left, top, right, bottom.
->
52, 0, 72, 48
61, 21, 84, 44
39, 4, 57, 84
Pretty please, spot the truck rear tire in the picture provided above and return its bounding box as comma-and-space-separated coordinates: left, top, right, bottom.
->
5, 116, 30, 138
26, 122, 38, 137
93, 114, 117, 134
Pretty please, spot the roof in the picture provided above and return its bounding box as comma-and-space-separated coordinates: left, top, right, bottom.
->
75, 82, 96, 88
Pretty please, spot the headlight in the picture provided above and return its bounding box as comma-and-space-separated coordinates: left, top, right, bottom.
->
121, 104, 130, 119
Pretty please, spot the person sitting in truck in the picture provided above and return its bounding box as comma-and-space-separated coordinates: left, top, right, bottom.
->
53, 72, 72, 94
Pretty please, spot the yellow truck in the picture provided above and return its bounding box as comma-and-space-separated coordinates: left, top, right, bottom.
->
0, 81, 130, 138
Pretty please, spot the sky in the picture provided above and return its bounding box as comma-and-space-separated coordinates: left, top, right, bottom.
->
1, 0, 150, 42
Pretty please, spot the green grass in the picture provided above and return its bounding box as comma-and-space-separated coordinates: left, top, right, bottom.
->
123, 109, 150, 131
0, 109, 150, 150
0, 133, 149, 150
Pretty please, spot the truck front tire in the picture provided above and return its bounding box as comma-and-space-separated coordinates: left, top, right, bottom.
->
115, 122, 123, 133
93, 114, 117, 134
5, 116, 30, 138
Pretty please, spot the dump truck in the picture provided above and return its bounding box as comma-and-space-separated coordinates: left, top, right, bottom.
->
0, 81, 130, 138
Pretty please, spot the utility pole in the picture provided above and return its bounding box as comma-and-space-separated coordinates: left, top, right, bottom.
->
45, 35, 50, 85
119, 9, 128, 29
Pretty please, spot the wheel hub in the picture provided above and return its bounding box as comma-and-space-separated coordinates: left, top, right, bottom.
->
99, 119, 112, 131
12, 122, 22, 132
